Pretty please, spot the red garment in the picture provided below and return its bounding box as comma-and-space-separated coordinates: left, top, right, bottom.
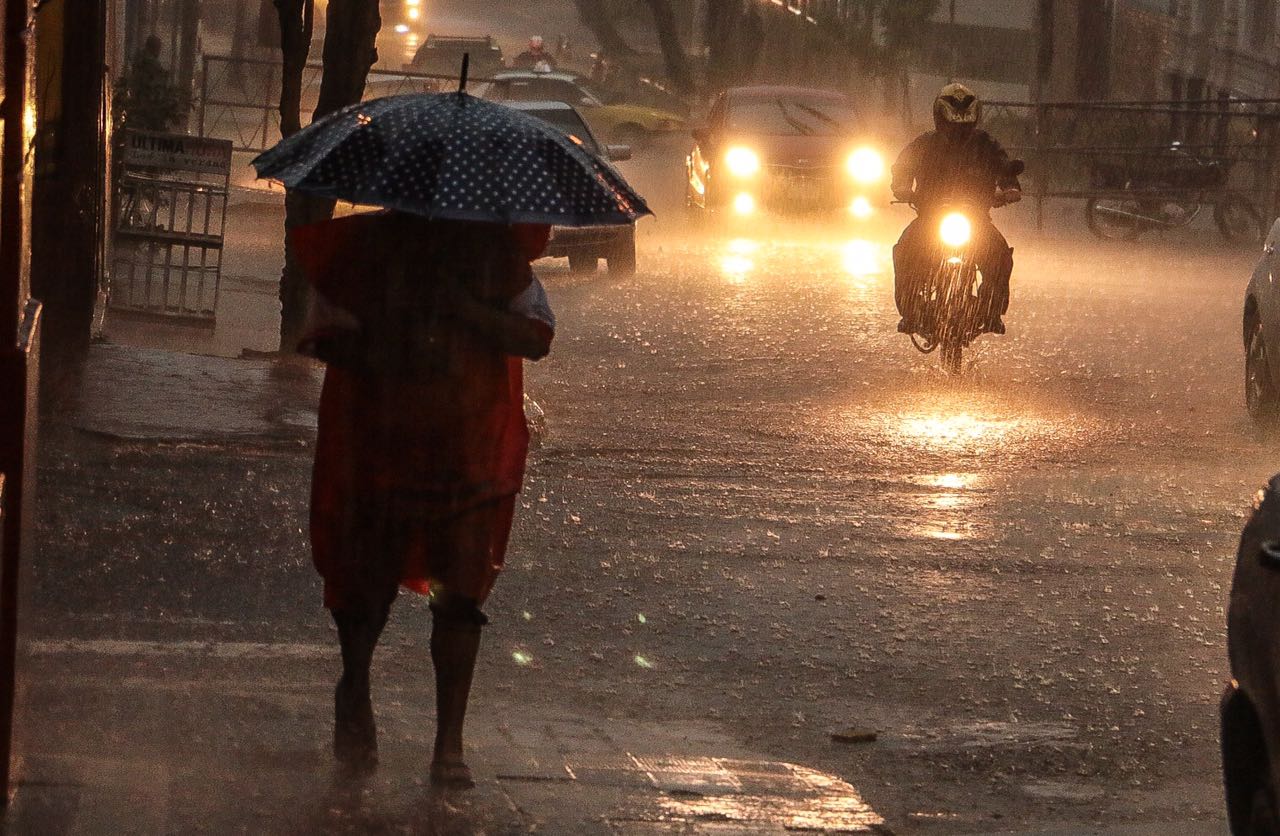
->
294, 214, 545, 609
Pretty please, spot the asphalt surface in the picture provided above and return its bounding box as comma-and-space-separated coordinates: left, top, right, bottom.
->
31, 139, 1270, 833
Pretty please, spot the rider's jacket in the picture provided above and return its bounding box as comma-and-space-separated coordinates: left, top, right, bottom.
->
891, 129, 1021, 213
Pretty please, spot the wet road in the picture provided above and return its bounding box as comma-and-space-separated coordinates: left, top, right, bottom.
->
47, 144, 1271, 832
505, 207, 1260, 831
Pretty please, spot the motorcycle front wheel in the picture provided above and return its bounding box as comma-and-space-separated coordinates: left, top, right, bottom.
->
1085, 195, 1147, 241
1215, 194, 1264, 245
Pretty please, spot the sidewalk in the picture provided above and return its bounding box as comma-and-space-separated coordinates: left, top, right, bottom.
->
65, 343, 321, 443
27, 341, 889, 834
9, 637, 888, 834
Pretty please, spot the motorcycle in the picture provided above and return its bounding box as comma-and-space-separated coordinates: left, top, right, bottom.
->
898, 201, 995, 375
1085, 142, 1262, 244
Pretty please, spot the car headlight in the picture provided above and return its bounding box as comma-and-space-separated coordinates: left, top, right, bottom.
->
725, 146, 761, 178
846, 147, 885, 183
939, 212, 972, 248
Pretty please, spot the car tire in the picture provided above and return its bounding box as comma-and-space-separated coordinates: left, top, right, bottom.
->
607, 230, 637, 276
568, 253, 598, 274
1247, 320, 1280, 427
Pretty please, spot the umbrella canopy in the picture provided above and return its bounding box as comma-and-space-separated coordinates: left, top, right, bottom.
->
252, 92, 651, 226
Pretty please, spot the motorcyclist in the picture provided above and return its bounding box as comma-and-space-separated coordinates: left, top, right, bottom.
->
513, 35, 557, 70
891, 83, 1022, 335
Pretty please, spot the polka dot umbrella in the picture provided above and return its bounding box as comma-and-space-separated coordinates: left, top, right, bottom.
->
251, 89, 651, 227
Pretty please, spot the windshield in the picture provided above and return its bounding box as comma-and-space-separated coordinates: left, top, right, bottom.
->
520, 109, 603, 154
726, 96, 857, 136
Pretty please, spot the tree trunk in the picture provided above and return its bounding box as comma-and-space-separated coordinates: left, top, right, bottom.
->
643, 0, 694, 93
703, 0, 739, 93
274, 0, 314, 351
573, 0, 639, 59
737, 5, 763, 83
274, 0, 312, 139
176, 0, 201, 121
314, 0, 381, 120
276, 0, 382, 351
230, 0, 249, 90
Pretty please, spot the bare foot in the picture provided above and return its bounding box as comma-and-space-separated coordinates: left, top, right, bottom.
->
429, 757, 475, 790
334, 679, 377, 773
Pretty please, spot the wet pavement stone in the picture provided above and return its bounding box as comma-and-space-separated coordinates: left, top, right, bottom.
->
63, 343, 320, 442
10, 641, 888, 834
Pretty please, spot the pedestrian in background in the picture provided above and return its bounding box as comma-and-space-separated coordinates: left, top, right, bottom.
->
293, 212, 555, 787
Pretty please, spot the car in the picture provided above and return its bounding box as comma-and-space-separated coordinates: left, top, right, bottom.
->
298, 70, 441, 119
1222, 474, 1280, 834
685, 85, 888, 219
505, 100, 639, 275
408, 34, 504, 78
1244, 219, 1280, 426
486, 70, 687, 143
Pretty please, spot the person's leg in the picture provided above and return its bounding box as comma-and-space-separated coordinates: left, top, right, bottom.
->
893, 218, 929, 328
975, 221, 1013, 330
329, 498, 406, 771
424, 498, 514, 788
428, 591, 487, 788
332, 602, 392, 769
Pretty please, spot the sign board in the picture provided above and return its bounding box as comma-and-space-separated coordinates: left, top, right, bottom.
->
110, 130, 232, 322
120, 130, 233, 175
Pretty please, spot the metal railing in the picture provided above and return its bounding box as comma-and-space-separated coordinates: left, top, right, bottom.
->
983, 98, 1280, 230
196, 54, 495, 155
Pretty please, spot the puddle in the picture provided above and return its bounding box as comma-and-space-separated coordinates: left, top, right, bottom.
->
890, 720, 1080, 752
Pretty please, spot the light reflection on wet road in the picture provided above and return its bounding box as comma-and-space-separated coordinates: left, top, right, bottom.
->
516, 210, 1260, 829
69, 172, 1265, 830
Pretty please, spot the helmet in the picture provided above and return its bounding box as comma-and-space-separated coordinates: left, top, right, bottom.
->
529, 35, 545, 50
933, 83, 980, 130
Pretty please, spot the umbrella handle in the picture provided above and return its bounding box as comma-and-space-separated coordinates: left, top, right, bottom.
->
459, 53, 469, 95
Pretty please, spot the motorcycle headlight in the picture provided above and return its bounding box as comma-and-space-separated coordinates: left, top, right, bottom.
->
846, 147, 885, 183
725, 146, 761, 178
939, 212, 971, 248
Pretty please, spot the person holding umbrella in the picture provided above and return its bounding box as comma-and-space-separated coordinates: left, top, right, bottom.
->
253, 71, 649, 787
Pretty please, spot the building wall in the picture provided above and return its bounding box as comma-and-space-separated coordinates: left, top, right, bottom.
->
1113, 0, 1280, 99
1006, 0, 1280, 104
906, 0, 1036, 123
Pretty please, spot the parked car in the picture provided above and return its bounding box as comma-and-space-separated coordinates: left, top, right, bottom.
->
685, 85, 887, 218
1243, 219, 1280, 426
409, 34, 504, 78
487, 70, 687, 143
505, 100, 639, 275
1222, 474, 1280, 833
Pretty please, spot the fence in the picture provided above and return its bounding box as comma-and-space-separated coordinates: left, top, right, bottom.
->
983, 98, 1280, 231
196, 54, 493, 155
